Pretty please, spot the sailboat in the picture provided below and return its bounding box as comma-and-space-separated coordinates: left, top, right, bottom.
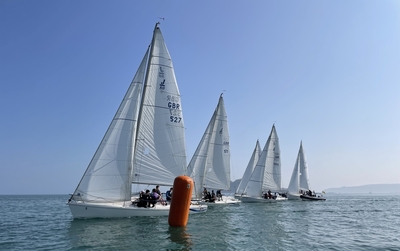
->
235, 140, 261, 198
187, 94, 240, 205
287, 141, 313, 200
67, 23, 207, 218
240, 125, 288, 203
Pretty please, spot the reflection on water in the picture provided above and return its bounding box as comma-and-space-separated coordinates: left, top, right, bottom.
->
167, 226, 193, 250
67, 217, 195, 250
67, 217, 167, 249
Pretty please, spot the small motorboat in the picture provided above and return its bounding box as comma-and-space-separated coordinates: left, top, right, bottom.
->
300, 194, 326, 201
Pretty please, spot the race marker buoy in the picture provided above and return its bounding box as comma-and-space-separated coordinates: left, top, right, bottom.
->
168, 176, 193, 227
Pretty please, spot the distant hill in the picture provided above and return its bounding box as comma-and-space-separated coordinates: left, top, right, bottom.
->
325, 184, 400, 194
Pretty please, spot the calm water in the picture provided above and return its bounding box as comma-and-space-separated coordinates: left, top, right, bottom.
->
0, 194, 399, 250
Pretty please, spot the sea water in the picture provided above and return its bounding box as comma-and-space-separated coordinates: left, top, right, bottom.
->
0, 194, 399, 250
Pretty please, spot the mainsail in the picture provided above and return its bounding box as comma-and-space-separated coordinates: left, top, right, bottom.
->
132, 23, 187, 186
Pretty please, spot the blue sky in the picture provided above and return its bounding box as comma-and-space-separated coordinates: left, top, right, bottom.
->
1, 1, 399, 194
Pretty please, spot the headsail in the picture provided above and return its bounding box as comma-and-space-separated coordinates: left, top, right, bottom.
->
72, 49, 148, 203
236, 140, 261, 195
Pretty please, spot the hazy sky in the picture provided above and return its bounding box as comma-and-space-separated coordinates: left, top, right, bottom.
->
1, 1, 399, 194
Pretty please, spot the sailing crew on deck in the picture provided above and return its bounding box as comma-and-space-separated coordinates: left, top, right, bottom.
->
155, 185, 161, 196
150, 188, 161, 207
216, 190, 222, 201
166, 187, 173, 201
203, 188, 208, 199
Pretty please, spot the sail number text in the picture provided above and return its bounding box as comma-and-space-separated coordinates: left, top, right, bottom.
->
168, 102, 180, 109
167, 95, 182, 123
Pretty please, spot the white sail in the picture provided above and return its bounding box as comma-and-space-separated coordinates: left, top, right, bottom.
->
132, 25, 187, 186
235, 140, 261, 195
244, 125, 281, 197
298, 142, 310, 191
288, 141, 310, 194
72, 49, 148, 203
287, 155, 300, 195
187, 94, 230, 199
68, 23, 207, 218
187, 116, 213, 198
263, 125, 281, 192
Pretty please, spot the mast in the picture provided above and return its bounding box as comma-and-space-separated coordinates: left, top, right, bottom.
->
134, 22, 159, 153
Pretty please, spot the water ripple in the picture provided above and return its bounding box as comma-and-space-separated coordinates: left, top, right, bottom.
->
1, 194, 400, 250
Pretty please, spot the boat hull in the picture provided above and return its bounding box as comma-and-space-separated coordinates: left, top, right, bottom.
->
287, 193, 302, 200
240, 196, 288, 203
68, 201, 207, 219
300, 195, 326, 201
204, 197, 241, 205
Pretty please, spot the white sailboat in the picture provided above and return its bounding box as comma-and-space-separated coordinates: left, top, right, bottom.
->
187, 94, 240, 205
235, 140, 261, 198
67, 23, 207, 218
241, 125, 288, 203
287, 141, 311, 200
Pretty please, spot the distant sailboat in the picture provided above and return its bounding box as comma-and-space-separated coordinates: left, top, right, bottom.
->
241, 125, 287, 203
287, 141, 311, 200
187, 94, 240, 205
235, 140, 262, 197
67, 23, 207, 218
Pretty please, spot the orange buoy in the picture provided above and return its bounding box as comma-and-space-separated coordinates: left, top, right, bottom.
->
168, 176, 193, 227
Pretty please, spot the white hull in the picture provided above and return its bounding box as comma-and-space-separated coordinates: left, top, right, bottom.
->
234, 194, 242, 199
240, 196, 288, 203
287, 193, 302, 200
68, 201, 207, 219
205, 197, 241, 205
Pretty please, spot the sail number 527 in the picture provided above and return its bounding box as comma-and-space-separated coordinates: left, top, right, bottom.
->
170, 116, 182, 123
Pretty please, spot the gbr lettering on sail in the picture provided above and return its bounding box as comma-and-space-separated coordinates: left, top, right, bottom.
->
158, 67, 182, 123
